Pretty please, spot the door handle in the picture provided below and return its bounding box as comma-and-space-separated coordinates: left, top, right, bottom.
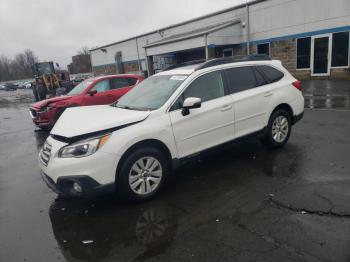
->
107, 94, 113, 97
264, 92, 273, 97
220, 105, 232, 112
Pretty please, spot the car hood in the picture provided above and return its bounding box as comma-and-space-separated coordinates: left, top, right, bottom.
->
31, 96, 72, 109
51, 105, 151, 139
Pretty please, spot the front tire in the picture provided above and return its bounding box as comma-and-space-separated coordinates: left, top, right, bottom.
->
262, 109, 292, 148
116, 147, 169, 202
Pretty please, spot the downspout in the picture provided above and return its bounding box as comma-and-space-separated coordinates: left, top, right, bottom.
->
246, 2, 250, 55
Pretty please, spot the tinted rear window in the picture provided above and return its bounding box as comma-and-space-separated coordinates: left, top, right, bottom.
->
126, 77, 137, 85
253, 68, 268, 86
257, 65, 284, 83
225, 66, 257, 93
110, 78, 137, 89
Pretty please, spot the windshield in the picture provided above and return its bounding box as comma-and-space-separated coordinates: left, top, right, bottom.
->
115, 75, 187, 110
35, 62, 54, 76
68, 79, 93, 95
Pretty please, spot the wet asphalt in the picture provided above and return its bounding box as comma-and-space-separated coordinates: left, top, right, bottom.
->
0, 84, 350, 262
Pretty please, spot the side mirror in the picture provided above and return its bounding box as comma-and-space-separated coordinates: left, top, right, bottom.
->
182, 97, 201, 116
88, 90, 97, 96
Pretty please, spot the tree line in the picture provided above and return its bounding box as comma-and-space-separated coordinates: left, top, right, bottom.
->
0, 49, 38, 82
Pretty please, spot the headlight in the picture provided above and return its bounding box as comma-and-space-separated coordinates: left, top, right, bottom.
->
58, 134, 111, 158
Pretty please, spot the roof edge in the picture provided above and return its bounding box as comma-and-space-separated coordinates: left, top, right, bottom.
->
143, 20, 241, 48
90, 0, 267, 52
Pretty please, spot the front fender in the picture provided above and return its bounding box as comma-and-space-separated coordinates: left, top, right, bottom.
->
99, 114, 177, 160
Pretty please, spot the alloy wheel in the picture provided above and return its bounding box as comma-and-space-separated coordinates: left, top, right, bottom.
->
272, 115, 289, 143
129, 157, 163, 195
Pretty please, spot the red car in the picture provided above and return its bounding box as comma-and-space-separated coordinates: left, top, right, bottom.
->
29, 74, 144, 129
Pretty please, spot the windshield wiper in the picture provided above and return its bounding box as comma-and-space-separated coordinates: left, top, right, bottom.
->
117, 105, 131, 110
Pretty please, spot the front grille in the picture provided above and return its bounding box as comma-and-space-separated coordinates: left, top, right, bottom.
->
40, 141, 52, 166
30, 108, 37, 118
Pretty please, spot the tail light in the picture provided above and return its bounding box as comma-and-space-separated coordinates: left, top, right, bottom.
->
292, 80, 302, 91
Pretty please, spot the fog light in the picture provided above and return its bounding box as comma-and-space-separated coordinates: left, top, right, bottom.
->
73, 182, 83, 193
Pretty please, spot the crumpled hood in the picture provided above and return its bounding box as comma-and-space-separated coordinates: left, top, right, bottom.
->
31, 95, 72, 109
51, 105, 150, 138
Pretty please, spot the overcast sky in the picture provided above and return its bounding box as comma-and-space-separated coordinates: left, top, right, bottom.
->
0, 0, 249, 68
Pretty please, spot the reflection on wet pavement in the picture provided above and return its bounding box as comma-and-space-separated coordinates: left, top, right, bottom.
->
303, 80, 350, 110
304, 94, 350, 110
49, 199, 182, 261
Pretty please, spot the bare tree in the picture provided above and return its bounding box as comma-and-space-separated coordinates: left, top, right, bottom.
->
0, 49, 39, 81
77, 46, 90, 55
0, 56, 12, 81
24, 49, 38, 68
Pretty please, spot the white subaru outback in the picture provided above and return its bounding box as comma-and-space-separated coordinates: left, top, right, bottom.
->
39, 57, 304, 201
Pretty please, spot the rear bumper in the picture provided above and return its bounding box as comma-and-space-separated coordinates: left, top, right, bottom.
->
41, 171, 115, 197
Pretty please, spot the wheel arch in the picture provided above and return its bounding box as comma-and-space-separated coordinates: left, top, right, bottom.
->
271, 103, 294, 119
116, 139, 173, 180
262, 103, 294, 135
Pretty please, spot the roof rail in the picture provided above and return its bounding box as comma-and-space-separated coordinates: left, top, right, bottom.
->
162, 59, 205, 71
195, 54, 271, 71
161, 55, 271, 72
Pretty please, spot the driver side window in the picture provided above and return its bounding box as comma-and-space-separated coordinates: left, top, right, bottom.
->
171, 70, 225, 110
91, 80, 110, 93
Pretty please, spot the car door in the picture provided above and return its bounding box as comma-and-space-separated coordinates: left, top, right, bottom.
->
169, 70, 235, 158
225, 66, 275, 138
83, 79, 112, 105
108, 77, 137, 103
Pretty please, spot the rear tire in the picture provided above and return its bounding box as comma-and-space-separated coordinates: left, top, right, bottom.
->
261, 109, 292, 148
116, 147, 169, 202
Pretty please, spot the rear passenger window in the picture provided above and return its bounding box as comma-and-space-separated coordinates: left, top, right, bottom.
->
126, 78, 137, 85
110, 78, 137, 89
183, 70, 225, 103
257, 65, 284, 83
253, 68, 268, 86
225, 66, 256, 93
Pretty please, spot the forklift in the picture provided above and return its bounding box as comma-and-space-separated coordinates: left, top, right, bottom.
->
32, 61, 71, 98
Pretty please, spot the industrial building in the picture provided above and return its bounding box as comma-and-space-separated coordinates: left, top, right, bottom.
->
67, 54, 92, 74
90, 0, 350, 79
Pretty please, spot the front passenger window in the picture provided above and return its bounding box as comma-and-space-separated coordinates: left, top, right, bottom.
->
183, 71, 225, 103
91, 80, 110, 93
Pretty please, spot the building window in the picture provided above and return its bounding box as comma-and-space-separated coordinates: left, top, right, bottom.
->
257, 43, 270, 56
223, 48, 233, 58
332, 32, 349, 67
297, 37, 311, 69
